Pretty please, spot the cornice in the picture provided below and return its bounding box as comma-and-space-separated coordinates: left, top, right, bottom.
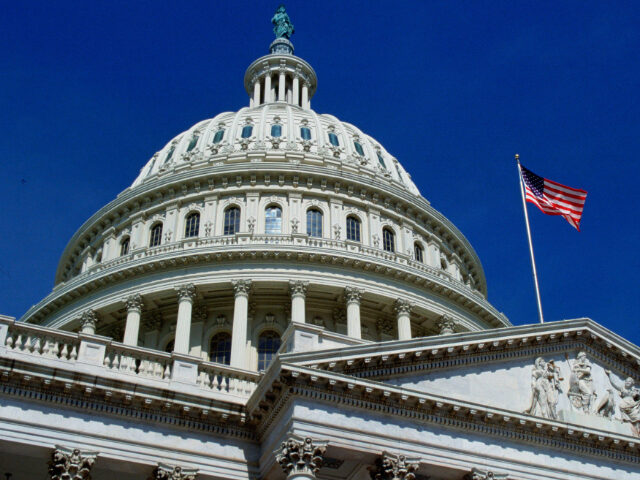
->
54, 161, 487, 295
247, 362, 640, 464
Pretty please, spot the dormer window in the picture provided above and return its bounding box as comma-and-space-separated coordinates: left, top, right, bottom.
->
271, 124, 282, 137
353, 141, 365, 156
328, 132, 340, 146
164, 146, 175, 164
187, 135, 199, 152
376, 152, 387, 169
241, 125, 253, 138
300, 127, 311, 140
212, 129, 224, 143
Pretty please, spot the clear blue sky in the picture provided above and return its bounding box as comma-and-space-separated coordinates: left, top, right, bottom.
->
1, 2, 638, 344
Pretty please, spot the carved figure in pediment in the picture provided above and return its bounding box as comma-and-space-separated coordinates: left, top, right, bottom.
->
525, 357, 562, 420
568, 351, 596, 413
606, 370, 640, 436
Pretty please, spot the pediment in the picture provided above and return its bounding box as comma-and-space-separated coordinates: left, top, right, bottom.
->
283, 318, 640, 439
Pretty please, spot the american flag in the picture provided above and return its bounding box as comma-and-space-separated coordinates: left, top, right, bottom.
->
520, 164, 588, 231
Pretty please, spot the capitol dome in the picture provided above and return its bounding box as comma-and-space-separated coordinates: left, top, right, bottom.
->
22, 21, 509, 368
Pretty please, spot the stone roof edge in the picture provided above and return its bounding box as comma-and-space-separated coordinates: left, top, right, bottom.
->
247, 361, 640, 462
279, 318, 640, 372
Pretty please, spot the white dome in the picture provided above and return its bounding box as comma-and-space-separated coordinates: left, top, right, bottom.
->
131, 104, 421, 196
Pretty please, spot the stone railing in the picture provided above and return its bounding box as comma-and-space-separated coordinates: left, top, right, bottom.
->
0, 316, 258, 400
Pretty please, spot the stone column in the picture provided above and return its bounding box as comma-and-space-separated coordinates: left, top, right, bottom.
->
122, 294, 143, 346
264, 74, 272, 103
151, 464, 198, 480
394, 299, 413, 341
302, 82, 309, 109
230, 280, 252, 369
292, 75, 300, 106
173, 284, 196, 354
369, 452, 420, 480
437, 314, 456, 335
80, 310, 98, 335
48, 446, 98, 480
289, 280, 309, 324
276, 436, 327, 480
253, 78, 261, 106
345, 287, 363, 339
278, 70, 286, 101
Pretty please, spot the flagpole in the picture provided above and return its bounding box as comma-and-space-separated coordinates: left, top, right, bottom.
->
516, 154, 545, 324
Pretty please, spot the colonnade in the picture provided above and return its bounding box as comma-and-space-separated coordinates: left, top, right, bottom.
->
250, 71, 310, 108
79, 281, 422, 369
46, 441, 508, 479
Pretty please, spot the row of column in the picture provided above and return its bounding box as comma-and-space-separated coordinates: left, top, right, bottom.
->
79, 282, 424, 364
251, 71, 310, 108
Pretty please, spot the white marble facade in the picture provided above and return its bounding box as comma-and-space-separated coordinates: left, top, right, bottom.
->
2, 10, 640, 480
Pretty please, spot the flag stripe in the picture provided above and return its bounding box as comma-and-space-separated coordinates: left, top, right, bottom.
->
520, 164, 587, 231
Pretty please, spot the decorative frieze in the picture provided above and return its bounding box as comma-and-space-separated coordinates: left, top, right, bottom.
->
124, 293, 143, 313
369, 452, 419, 480
606, 370, 640, 435
48, 446, 98, 480
175, 283, 196, 302
568, 351, 596, 413
276, 436, 327, 478
525, 357, 561, 420
150, 464, 198, 480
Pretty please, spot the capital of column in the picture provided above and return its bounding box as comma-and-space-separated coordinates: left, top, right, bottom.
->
344, 287, 363, 304
289, 280, 309, 298
150, 463, 198, 480
369, 452, 420, 480
276, 436, 327, 479
49, 446, 98, 480
124, 293, 143, 313
80, 310, 99, 333
464, 468, 509, 480
393, 299, 413, 316
232, 279, 253, 297
175, 283, 196, 302
437, 314, 456, 335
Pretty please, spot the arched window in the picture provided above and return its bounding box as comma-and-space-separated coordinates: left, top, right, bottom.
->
209, 332, 231, 365
120, 237, 130, 256
258, 331, 281, 370
353, 141, 365, 156
224, 207, 241, 235
414, 243, 424, 263
306, 209, 323, 237
382, 227, 395, 252
328, 132, 340, 146
300, 127, 311, 140
346, 216, 361, 242
149, 223, 163, 247
212, 129, 224, 144
241, 125, 253, 138
184, 212, 200, 238
265, 206, 282, 234
271, 124, 282, 137
376, 152, 387, 169
187, 135, 199, 152
164, 146, 175, 164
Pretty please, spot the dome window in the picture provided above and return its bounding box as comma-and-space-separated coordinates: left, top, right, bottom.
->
414, 243, 424, 263
353, 141, 365, 156
149, 223, 163, 247
187, 135, 199, 152
265, 206, 282, 234
119, 237, 130, 256
300, 127, 311, 140
241, 125, 253, 138
164, 146, 175, 164
209, 332, 231, 365
184, 212, 200, 238
306, 208, 323, 237
346, 216, 361, 242
376, 152, 387, 169
382, 227, 395, 253
258, 330, 281, 370
271, 124, 282, 137
212, 129, 225, 144
223, 207, 241, 235
328, 132, 340, 147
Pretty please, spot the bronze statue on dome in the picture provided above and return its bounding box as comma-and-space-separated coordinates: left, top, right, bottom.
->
272, 5, 294, 39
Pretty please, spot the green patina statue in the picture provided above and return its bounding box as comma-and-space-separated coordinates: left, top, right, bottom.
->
271, 5, 294, 39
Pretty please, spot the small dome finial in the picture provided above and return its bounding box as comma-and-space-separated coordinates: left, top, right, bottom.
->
270, 5, 295, 55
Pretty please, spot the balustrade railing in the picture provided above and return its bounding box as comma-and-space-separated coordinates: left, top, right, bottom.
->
103, 343, 172, 380
197, 361, 260, 397
4, 322, 79, 362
